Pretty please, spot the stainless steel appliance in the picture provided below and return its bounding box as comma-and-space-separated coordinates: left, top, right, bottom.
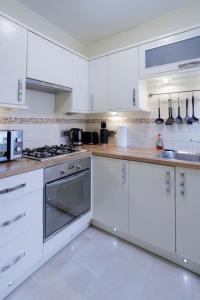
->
44, 157, 91, 241
69, 128, 83, 146
0, 130, 23, 162
23, 144, 86, 161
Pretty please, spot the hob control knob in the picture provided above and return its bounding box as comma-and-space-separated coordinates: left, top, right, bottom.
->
60, 170, 65, 175
16, 147, 22, 152
76, 165, 81, 170
16, 137, 22, 143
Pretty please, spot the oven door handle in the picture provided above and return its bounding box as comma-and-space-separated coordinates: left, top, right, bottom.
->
46, 169, 90, 187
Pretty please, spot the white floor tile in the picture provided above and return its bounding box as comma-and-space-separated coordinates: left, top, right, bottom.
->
4, 227, 200, 300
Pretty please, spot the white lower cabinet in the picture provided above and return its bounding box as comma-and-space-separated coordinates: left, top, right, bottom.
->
0, 169, 43, 298
129, 162, 175, 252
0, 226, 43, 295
92, 156, 128, 234
176, 168, 200, 264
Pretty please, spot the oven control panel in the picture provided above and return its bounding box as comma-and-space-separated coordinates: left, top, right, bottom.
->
44, 157, 91, 184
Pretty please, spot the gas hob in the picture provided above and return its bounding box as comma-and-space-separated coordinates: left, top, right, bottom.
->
23, 144, 85, 161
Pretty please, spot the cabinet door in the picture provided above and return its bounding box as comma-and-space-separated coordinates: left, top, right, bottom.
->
27, 32, 72, 88
72, 55, 88, 111
176, 168, 200, 264
129, 162, 175, 252
88, 57, 108, 111
0, 16, 27, 106
108, 47, 138, 110
139, 27, 200, 76
92, 156, 128, 234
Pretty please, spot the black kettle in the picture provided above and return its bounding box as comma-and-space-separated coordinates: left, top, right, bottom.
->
69, 128, 83, 146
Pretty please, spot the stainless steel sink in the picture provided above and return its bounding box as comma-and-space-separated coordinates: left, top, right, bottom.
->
158, 150, 200, 162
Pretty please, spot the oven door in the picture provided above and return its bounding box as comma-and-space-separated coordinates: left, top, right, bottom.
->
44, 169, 91, 240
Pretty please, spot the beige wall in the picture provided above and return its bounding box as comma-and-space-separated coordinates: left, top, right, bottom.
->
0, 0, 87, 56
87, 0, 200, 57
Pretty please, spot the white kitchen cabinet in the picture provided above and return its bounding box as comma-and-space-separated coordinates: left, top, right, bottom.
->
108, 47, 139, 110
71, 55, 88, 111
0, 169, 43, 298
88, 57, 108, 111
0, 16, 27, 107
129, 162, 175, 252
176, 168, 200, 264
139, 27, 200, 76
27, 32, 73, 88
0, 226, 43, 295
92, 156, 128, 234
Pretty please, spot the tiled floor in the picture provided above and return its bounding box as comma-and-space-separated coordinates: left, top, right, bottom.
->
5, 226, 200, 300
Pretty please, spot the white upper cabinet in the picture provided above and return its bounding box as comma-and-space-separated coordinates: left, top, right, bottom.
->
88, 57, 108, 111
139, 27, 200, 77
71, 55, 88, 112
27, 32, 73, 88
176, 168, 200, 264
108, 47, 139, 110
129, 162, 175, 253
0, 16, 27, 106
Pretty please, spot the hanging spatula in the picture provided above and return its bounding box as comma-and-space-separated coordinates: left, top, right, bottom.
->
155, 99, 164, 124
165, 99, 174, 125
176, 97, 183, 124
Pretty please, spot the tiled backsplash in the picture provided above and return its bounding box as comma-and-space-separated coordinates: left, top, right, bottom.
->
1, 88, 200, 151
0, 89, 86, 148
85, 112, 200, 152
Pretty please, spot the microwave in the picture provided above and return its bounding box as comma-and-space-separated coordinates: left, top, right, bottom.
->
0, 130, 23, 162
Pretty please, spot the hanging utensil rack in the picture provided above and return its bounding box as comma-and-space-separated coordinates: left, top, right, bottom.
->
149, 89, 200, 98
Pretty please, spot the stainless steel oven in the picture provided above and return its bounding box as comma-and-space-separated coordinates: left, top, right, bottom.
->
44, 157, 91, 241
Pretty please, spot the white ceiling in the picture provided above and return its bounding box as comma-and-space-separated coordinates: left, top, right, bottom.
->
19, 0, 193, 44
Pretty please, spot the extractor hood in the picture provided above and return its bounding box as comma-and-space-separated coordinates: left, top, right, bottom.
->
26, 78, 72, 94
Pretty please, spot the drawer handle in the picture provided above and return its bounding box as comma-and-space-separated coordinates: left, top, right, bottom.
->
0, 251, 25, 273
0, 183, 26, 195
13, 251, 25, 265
1, 212, 26, 228
0, 264, 11, 273
13, 212, 26, 223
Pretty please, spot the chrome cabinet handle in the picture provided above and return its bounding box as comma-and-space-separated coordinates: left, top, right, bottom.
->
90, 94, 94, 110
132, 88, 136, 106
0, 251, 25, 273
18, 79, 23, 102
165, 171, 170, 193
1, 212, 26, 228
0, 183, 26, 195
180, 172, 185, 196
178, 61, 200, 70
13, 251, 25, 265
121, 162, 126, 184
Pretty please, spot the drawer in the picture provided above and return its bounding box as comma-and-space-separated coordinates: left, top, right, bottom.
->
0, 225, 43, 295
0, 189, 43, 247
0, 169, 43, 204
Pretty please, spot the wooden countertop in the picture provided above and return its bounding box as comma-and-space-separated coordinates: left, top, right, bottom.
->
0, 151, 90, 179
83, 144, 200, 170
1, 145, 200, 179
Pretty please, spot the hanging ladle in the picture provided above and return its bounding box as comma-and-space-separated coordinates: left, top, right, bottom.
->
176, 96, 183, 124
155, 99, 164, 124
